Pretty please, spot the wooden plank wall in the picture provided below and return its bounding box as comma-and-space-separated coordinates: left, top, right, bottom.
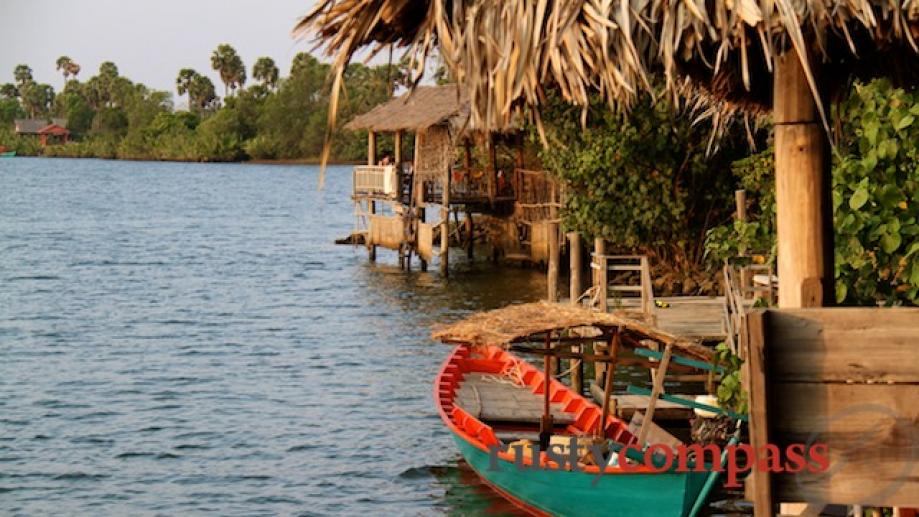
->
744, 308, 919, 513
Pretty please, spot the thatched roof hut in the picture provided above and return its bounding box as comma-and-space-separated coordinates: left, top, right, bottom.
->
344, 84, 467, 132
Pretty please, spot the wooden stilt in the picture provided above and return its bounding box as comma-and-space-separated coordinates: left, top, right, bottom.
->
597, 330, 621, 436
367, 131, 377, 262
569, 232, 582, 304
441, 162, 450, 277
636, 342, 672, 447
418, 206, 428, 272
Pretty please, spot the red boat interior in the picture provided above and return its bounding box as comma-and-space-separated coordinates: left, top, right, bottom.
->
436, 344, 638, 454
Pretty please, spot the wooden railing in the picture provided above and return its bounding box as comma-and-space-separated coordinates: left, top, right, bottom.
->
353, 165, 398, 198
591, 254, 654, 316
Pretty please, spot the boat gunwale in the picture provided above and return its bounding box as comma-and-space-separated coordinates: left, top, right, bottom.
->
434, 344, 683, 476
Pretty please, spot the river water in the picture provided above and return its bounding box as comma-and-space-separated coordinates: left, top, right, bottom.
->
0, 158, 547, 515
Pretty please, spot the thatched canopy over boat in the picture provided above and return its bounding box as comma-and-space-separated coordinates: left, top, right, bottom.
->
432, 301, 714, 362
296, 0, 919, 130
344, 84, 468, 132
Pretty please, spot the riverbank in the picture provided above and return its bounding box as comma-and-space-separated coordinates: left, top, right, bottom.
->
3, 151, 360, 166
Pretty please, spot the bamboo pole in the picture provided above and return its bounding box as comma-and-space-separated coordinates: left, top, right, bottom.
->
774, 50, 832, 308
367, 131, 377, 262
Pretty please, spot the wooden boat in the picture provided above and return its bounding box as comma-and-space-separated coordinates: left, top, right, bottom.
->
0, 148, 15, 157
432, 302, 723, 517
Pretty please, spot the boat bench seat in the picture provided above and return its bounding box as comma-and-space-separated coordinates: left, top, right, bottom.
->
455, 373, 575, 425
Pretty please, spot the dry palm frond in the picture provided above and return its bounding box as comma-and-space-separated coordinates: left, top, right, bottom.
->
295, 0, 919, 180
430, 301, 715, 361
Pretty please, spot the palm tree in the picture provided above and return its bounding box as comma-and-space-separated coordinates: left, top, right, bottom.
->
13, 64, 33, 88
252, 57, 279, 90
189, 75, 217, 113
20, 83, 54, 118
176, 68, 199, 109
210, 44, 245, 97
56, 56, 73, 81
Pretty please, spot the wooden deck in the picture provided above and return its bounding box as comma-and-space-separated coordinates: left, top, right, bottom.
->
610, 295, 729, 342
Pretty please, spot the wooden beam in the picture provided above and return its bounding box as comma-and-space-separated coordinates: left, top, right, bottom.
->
597, 330, 621, 436
774, 50, 832, 308
636, 342, 672, 447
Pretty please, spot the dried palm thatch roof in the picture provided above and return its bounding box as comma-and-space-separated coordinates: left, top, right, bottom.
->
431, 301, 714, 362
344, 84, 468, 132
295, 0, 919, 134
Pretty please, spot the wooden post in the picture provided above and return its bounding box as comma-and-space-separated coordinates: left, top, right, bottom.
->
571, 344, 583, 394
569, 232, 583, 304
488, 134, 498, 204
539, 332, 554, 451
636, 342, 672, 447
394, 130, 403, 165
465, 212, 474, 259
774, 50, 832, 308
418, 206, 428, 272
441, 166, 450, 277
547, 184, 559, 302
594, 238, 607, 312
742, 311, 773, 517
597, 330, 620, 436
368, 131, 377, 262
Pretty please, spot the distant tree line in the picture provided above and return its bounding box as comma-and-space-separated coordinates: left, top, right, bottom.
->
0, 44, 406, 162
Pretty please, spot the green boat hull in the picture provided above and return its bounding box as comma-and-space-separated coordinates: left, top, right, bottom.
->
454, 435, 709, 517
0, 151, 15, 157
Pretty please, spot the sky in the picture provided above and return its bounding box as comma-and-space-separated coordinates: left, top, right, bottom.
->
0, 0, 336, 107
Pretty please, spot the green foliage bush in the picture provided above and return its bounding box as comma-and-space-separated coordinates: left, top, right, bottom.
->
536, 91, 758, 294
704, 79, 919, 306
